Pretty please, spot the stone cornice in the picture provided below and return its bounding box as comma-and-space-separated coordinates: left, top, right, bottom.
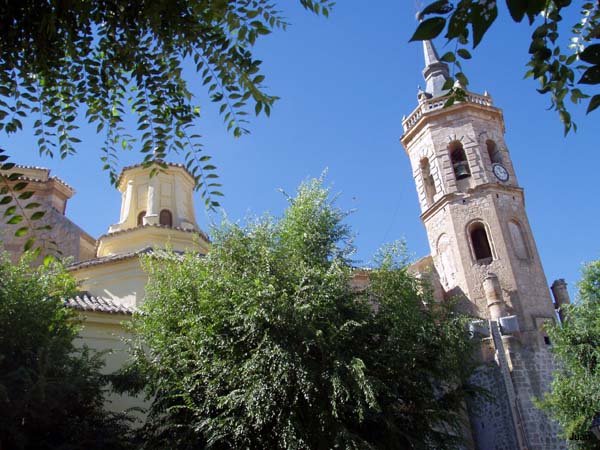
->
420, 183, 525, 223
401, 94, 504, 149
96, 224, 210, 257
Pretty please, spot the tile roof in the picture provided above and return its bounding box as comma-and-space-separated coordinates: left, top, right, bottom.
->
3, 165, 75, 192
116, 159, 196, 188
68, 246, 186, 271
13, 164, 50, 172
65, 293, 136, 315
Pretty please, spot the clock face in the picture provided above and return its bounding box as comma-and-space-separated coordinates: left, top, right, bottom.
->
492, 163, 509, 182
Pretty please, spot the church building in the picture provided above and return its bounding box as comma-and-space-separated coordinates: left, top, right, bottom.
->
0, 39, 572, 450
402, 40, 570, 449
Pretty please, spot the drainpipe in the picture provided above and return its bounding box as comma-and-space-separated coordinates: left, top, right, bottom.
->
484, 273, 529, 450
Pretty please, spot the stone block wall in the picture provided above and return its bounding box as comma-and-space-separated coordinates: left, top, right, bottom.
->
468, 363, 519, 450
508, 343, 566, 450
0, 166, 95, 264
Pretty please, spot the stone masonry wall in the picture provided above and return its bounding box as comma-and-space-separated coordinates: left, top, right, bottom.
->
468, 362, 519, 450
0, 204, 95, 264
0, 170, 96, 264
507, 342, 566, 450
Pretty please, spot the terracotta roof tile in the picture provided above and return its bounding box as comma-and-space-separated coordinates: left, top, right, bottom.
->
116, 159, 196, 188
67, 246, 186, 271
14, 164, 50, 172
65, 293, 136, 315
2, 165, 76, 193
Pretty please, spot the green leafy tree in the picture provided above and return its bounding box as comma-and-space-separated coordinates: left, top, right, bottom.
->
412, 0, 600, 134
0, 0, 332, 253
0, 252, 135, 450
127, 178, 477, 449
538, 260, 600, 449
0, 0, 332, 204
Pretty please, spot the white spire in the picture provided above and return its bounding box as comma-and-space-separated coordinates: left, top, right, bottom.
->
422, 40, 451, 98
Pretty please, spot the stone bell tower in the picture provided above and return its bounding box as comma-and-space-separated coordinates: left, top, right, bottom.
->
401, 40, 566, 449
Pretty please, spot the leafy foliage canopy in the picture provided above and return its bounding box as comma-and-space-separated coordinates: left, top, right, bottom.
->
0, 0, 332, 252
539, 260, 600, 449
128, 178, 476, 449
0, 0, 332, 198
412, 0, 600, 134
0, 252, 135, 450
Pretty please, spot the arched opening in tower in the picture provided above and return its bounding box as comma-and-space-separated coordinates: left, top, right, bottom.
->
470, 222, 493, 261
137, 210, 146, 226
486, 140, 502, 164
160, 209, 173, 227
449, 142, 471, 180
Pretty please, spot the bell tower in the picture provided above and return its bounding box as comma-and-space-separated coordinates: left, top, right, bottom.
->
401, 40, 566, 449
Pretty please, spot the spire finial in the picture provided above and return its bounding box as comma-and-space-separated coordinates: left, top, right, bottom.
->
421, 39, 451, 98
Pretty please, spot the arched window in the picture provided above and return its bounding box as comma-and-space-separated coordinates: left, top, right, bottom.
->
159, 209, 173, 227
509, 220, 530, 259
487, 140, 502, 164
137, 210, 146, 226
469, 222, 493, 262
449, 142, 471, 180
420, 158, 436, 206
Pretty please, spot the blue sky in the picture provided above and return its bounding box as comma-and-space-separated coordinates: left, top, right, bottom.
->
2, 1, 598, 297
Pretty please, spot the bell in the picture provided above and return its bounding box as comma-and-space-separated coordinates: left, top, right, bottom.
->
454, 162, 471, 179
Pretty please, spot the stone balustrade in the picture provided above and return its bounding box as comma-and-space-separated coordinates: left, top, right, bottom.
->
402, 92, 493, 132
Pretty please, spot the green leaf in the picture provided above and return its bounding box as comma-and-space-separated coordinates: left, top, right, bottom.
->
7, 215, 23, 225
586, 95, 600, 114
456, 72, 469, 86
420, 0, 453, 16
579, 45, 600, 65
505, 0, 527, 22
532, 24, 549, 39
24, 237, 35, 251
18, 191, 34, 200
0, 195, 12, 205
442, 78, 455, 90
4, 205, 16, 217
441, 51, 456, 63
526, 0, 546, 23
579, 66, 600, 85
30, 211, 45, 220
570, 89, 589, 104
15, 227, 28, 237
457, 48, 471, 59
13, 182, 28, 191
409, 17, 446, 42
471, 2, 497, 48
